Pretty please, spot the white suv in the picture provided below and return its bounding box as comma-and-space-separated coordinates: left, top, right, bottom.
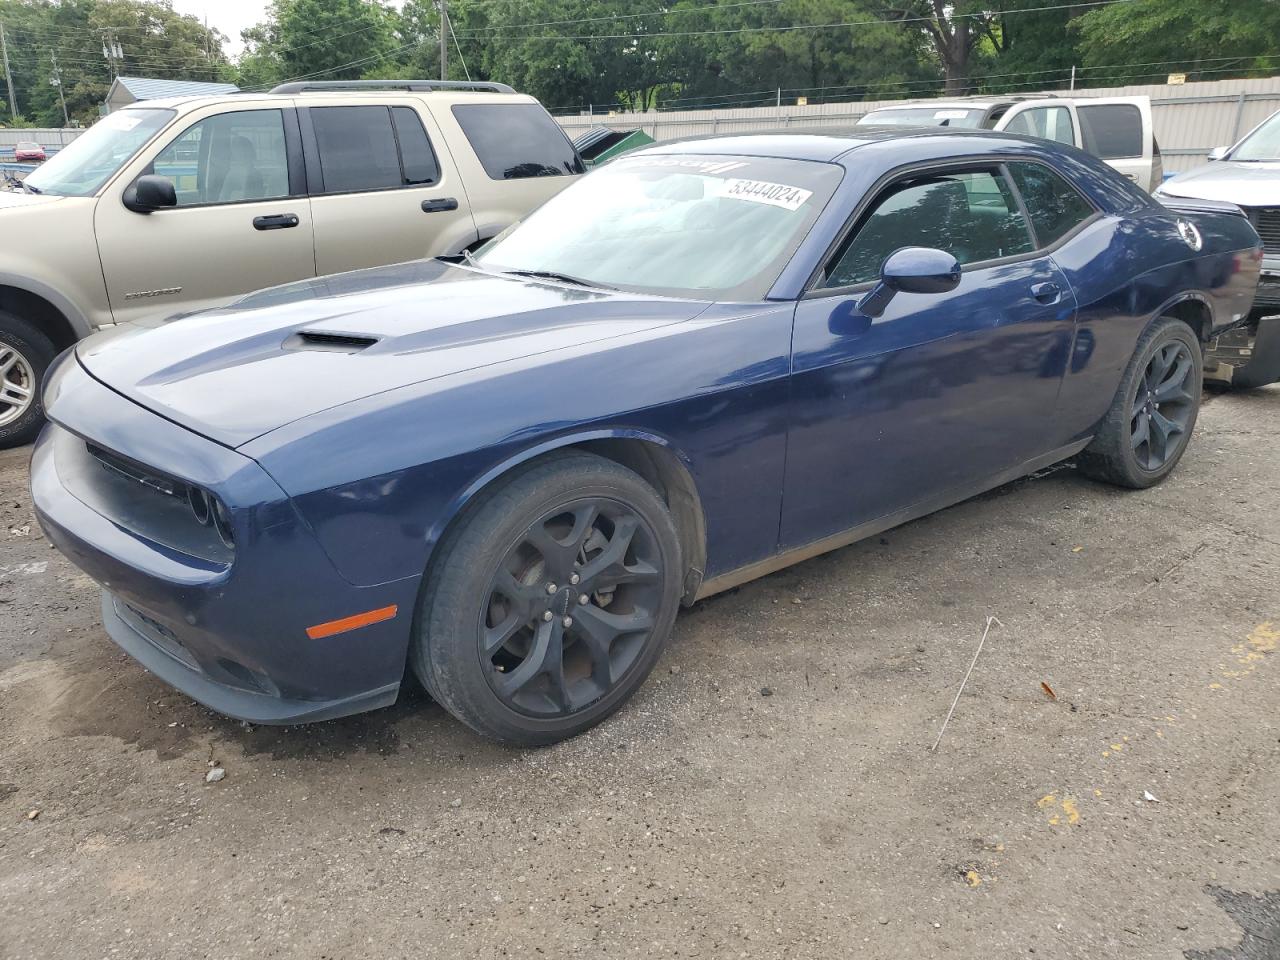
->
858, 95, 1162, 192
0, 80, 583, 447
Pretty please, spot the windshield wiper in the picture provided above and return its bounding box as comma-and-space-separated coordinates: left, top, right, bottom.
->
505, 269, 613, 290
21, 181, 41, 194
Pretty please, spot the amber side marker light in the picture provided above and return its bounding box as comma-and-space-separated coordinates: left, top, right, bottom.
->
306, 604, 399, 640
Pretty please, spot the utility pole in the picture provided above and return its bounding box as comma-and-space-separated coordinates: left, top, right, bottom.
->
50, 53, 70, 126
439, 0, 449, 80
0, 22, 18, 121
101, 29, 123, 80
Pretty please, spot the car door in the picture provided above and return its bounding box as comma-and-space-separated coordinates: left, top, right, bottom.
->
301, 101, 478, 275
780, 163, 1078, 550
1072, 97, 1157, 191
95, 105, 316, 325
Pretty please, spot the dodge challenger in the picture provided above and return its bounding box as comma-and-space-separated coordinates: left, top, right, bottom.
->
32, 130, 1262, 745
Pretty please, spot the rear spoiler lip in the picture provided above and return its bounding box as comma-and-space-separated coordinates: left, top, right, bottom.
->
1156, 195, 1248, 219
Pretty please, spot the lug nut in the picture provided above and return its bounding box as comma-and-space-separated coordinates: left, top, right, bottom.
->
543, 611, 554, 622
578, 594, 589, 605
562, 616, 573, 628
569, 573, 580, 585
546, 583, 558, 594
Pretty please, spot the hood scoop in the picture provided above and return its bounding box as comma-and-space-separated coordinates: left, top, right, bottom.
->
287, 331, 379, 353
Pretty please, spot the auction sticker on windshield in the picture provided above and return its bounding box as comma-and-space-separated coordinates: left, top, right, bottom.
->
723, 179, 813, 210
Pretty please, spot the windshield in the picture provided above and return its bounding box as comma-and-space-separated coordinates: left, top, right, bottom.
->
858, 107, 988, 128
25, 109, 173, 197
1232, 111, 1280, 161
475, 154, 842, 300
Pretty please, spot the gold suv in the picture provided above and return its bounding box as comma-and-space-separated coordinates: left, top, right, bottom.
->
0, 79, 583, 447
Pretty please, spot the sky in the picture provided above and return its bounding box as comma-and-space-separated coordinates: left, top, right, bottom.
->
169, 0, 269, 56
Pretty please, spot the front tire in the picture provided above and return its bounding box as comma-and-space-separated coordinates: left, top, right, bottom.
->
1077, 316, 1202, 488
0, 311, 55, 449
412, 452, 683, 746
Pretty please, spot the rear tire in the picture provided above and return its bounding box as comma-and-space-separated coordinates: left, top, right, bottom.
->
1077, 316, 1202, 489
412, 452, 682, 746
0, 311, 55, 450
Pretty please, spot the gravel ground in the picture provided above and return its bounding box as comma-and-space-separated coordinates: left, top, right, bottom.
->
1, 387, 1278, 960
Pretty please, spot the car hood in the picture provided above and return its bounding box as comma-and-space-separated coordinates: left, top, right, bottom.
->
77, 260, 708, 449
0, 190, 63, 210
1160, 160, 1280, 205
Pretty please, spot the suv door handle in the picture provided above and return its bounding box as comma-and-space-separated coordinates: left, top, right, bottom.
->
421, 198, 459, 213
253, 214, 300, 231
1031, 281, 1062, 304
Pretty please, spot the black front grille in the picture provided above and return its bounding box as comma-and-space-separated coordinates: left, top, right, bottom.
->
1248, 207, 1280, 256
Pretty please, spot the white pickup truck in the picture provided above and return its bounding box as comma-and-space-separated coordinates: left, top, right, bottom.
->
858, 96, 1162, 192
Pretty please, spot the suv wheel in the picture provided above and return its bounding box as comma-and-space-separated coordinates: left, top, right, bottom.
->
0, 311, 55, 449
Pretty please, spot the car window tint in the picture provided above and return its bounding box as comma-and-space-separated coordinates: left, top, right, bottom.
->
822, 169, 1033, 288
1007, 161, 1095, 247
152, 110, 289, 206
391, 106, 440, 184
312, 106, 402, 193
1077, 104, 1143, 159
451, 103, 585, 180
1004, 106, 1075, 145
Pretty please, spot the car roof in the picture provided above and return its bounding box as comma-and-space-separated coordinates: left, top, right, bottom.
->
123, 90, 536, 112
631, 127, 1043, 164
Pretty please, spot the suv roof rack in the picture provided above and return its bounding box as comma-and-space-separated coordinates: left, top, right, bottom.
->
269, 79, 515, 95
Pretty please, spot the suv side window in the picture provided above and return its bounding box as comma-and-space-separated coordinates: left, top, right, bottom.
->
1007, 161, 1096, 247
309, 105, 441, 194
1005, 106, 1075, 145
451, 103, 585, 180
821, 169, 1034, 289
152, 110, 290, 206
1077, 104, 1143, 159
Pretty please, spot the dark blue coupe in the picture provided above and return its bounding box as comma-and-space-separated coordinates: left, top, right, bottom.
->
33, 130, 1261, 744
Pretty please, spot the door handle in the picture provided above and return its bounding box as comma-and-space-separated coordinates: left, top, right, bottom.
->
1031, 281, 1062, 305
421, 197, 459, 213
253, 213, 300, 231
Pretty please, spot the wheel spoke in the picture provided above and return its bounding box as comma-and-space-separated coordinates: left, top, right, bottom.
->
497, 619, 564, 700
493, 568, 541, 619
527, 502, 599, 582
482, 609, 526, 656
1131, 411, 1150, 451
577, 514, 657, 589
1149, 408, 1181, 462
1153, 355, 1192, 403
574, 603, 655, 646
0, 348, 16, 377
1148, 344, 1175, 387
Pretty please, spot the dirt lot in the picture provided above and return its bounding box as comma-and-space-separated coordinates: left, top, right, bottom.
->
1, 388, 1278, 960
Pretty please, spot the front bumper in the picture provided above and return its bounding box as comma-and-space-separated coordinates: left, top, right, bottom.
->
31, 357, 418, 724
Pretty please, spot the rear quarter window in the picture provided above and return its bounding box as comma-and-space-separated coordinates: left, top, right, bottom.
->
451, 103, 585, 180
1078, 104, 1144, 160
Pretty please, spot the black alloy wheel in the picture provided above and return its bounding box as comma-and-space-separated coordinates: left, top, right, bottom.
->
481, 498, 664, 717
1130, 339, 1196, 471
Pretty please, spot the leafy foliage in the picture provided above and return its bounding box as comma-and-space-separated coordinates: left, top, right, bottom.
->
0, 0, 1278, 129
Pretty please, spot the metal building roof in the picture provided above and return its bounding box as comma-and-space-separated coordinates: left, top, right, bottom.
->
110, 76, 240, 101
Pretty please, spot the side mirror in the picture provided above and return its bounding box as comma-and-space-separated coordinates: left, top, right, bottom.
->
1207, 146, 1230, 162
123, 174, 177, 213
858, 247, 962, 318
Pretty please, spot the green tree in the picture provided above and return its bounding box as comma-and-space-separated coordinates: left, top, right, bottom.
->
1072, 0, 1280, 85
237, 0, 399, 89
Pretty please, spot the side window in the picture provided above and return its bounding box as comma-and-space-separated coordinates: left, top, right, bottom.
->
391, 107, 440, 185
1007, 161, 1096, 247
311, 106, 403, 193
1077, 104, 1143, 159
1005, 106, 1075, 145
152, 110, 289, 206
451, 103, 585, 180
821, 169, 1034, 289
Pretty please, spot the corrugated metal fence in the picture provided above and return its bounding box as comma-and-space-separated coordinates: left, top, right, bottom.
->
555, 76, 1280, 174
